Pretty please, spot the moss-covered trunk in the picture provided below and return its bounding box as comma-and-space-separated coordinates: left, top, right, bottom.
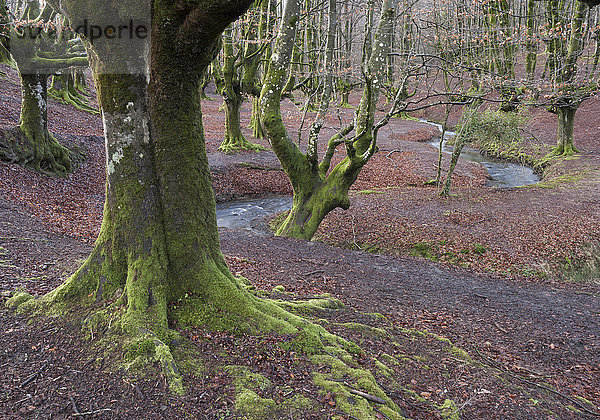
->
276, 166, 351, 240
219, 92, 263, 152
49, 71, 98, 114
555, 106, 578, 156
260, 0, 395, 241
250, 96, 265, 139
15, 72, 73, 175
214, 21, 265, 153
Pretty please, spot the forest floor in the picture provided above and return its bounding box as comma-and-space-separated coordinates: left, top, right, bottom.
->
0, 63, 599, 418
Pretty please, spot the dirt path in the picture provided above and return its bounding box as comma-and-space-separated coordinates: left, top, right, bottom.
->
220, 228, 600, 408
2, 193, 599, 415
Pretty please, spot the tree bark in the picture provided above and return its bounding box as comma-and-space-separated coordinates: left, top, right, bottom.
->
2, 71, 74, 175
555, 106, 579, 156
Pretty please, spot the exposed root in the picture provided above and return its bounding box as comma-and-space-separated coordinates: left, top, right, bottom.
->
0, 127, 79, 176
218, 135, 266, 154
49, 89, 99, 115
545, 143, 579, 159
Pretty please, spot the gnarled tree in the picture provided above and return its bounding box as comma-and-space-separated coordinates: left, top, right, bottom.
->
0, 1, 88, 175
212, 1, 268, 153
6, 0, 380, 399
544, 0, 589, 156
260, 0, 399, 240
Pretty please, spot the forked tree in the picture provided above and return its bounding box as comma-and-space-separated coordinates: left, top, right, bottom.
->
543, 0, 591, 156
259, 0, 399, 240
212, 0, 269, 153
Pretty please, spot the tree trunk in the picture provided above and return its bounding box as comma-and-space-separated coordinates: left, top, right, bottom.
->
219, 92, 264, 152
8, 0, 334, 395
13, 72, 73, 175
250, 96, 265, 139
275, 167, 351, 240
339, 90, 351, 108
49, 72, 98, 114
215, 25, 264, 153
554, 106, 579, 156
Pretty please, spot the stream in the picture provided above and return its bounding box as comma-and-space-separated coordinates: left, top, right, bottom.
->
217, 196, 292, 231
216, 122, 541, 230
424, 121, 541, 188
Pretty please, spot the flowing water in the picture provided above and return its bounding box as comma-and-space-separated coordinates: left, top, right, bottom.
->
216, 196, 292, 231
216, 122, 540, 229
425, 121, 540, 188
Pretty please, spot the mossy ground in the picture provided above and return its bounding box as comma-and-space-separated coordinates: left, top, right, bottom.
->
4, 262, 599, 419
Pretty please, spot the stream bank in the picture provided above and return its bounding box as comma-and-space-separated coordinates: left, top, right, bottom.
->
216, 121, 541, 231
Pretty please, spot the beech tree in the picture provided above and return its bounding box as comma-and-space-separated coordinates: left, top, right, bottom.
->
260, 0, 399, 240
0, 1, 88, 175
212, 0, 269, 153
543, 0, 590, 156
6, 0, 384, 399
0, 0, 9, 66
49, 68, 98, 115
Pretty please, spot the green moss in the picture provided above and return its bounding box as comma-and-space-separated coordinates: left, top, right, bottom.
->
363, 312, 388, 322
154, 342, 184, 395
339, 322, 390, 339
410, 242, 439, 261
227, 365, 272, 391
448, 345, 471, 362
565, 405, 583, 414
439, 399, 460, 419
311, 355, 404, 419
379, 353, 400, 366
268, 211, 289, 233
276, 297, 345, 314
356, 189, 385, 195
234, 389, 278, 418
535, 172, 584, 189
226, 365, 313, 419
5, 291, 34, 309
286, 328, 326, 355
573, 395, 594, 406
472, 243, 487, 255
125, 338, 156, 361
375, 359, 393, 377
171, 297, 247, 333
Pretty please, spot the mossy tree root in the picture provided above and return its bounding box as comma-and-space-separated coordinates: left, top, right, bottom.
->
49, 88, 99, 115
5, 254, 374, 402
49, 72, 99, 115
0, 127, 75, 176
546, 143, 579, 158
218, 135, 266, 154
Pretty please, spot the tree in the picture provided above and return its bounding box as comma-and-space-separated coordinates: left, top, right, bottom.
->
212, 1, 268, 153
6, 0, 364, 396
259, 0, 399, 240
0, 1, 88, 175
544, 0, 590, 156
0, 0, 9, 65
49, 68, 99, 115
